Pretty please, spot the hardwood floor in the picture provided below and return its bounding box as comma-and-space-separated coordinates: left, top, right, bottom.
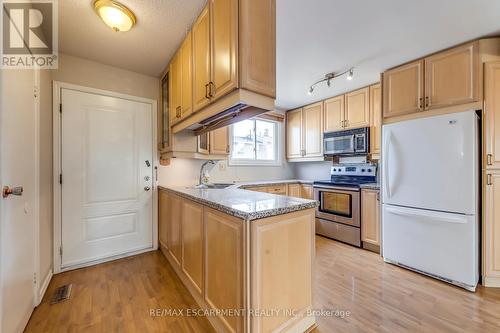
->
26, 236, 500, 333
25, 251, 215, 333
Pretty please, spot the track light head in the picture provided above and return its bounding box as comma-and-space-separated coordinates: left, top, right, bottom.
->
308, 86, 314, 95
346, 68, 354, 81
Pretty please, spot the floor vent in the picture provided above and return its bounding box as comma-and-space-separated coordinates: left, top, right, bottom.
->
50, 284, 72, 304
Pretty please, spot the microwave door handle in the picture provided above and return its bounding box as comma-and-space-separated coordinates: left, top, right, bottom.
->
350, 136, 355, 152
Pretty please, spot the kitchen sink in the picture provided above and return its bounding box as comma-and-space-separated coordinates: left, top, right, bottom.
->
190, 183, 234, 189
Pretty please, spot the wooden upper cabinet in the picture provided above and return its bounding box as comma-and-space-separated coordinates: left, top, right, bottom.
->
361, 189, 380, 248
286, 108, 303, 159
425, 42, 479, 110
345, 87, 370, 129
170, 52, 182, 125
324, 95, 344, 132
210, 0, 238, 100
369, 84, 382, 155
485, 61, 500, 169
239, 0, 276, 97
303, 102, 323, 157
192, 6, 211, 112
180, 32, 193, 119
383, 59, 424, 118
209, 126, 229, 155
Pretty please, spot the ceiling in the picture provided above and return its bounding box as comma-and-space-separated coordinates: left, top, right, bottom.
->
59, 0, 206, 77
60, 0, 500, 109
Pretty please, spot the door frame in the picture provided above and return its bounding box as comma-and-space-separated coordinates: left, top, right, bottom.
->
52, 81, 158, 274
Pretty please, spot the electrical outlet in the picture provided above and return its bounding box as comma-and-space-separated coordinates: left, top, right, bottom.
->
219, 161, 227, 171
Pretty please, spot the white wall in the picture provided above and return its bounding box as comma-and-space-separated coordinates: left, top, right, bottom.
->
157, 124, 294, 186
292, 161, 332, 181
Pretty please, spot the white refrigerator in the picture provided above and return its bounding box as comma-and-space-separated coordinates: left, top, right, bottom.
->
381, 110, 479, 291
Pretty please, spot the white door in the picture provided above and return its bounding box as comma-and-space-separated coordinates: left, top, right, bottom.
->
60, 88, 153, 269
382, 205, 478, 289
0, 69, 37, 332
382, 110, 478, 214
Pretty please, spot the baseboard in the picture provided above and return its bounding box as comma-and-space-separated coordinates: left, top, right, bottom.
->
38, 270, 53, 305
484, 276, 500, 288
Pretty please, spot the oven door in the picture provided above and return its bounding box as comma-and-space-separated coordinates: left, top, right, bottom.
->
324, 135, 354, 155
314, 186, 360, 227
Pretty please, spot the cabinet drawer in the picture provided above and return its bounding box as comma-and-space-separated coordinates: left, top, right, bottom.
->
267, 184, 287, 195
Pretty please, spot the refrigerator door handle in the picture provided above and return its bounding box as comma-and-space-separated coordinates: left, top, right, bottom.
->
383, 131, 392, 198
385, 206, 468, 224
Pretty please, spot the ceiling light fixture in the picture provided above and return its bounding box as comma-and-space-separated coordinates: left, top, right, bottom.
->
94, 0, 136, 32
307, 68, 354, 95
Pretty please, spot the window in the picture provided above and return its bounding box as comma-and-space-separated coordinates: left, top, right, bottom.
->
229, 119, 280, 165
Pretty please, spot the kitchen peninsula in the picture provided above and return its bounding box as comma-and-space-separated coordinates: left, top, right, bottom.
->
158, 186, 318, 333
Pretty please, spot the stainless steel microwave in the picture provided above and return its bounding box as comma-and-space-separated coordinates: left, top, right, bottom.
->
324, 127, 369, 156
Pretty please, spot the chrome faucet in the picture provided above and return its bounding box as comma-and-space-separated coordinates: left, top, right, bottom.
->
198, 160, 215, 187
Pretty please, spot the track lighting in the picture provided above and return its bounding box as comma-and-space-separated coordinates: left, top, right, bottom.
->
307, 67, 355, 95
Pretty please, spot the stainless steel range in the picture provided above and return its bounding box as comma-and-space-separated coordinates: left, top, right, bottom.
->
313, 163, 376, 247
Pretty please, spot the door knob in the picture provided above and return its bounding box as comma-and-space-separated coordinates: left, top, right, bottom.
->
144, 186, 151, 191
3, 186, 23, 198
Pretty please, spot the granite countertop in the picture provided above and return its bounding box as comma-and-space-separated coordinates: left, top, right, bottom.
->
230, 179, 314, 189
359, 183, 380, 190
159, 186, 318, 221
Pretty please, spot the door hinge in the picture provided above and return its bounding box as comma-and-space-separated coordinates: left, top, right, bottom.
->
59, 173, 62, 185
33, 272, 37, 284
59, 103, 62, 113
59, 246, 63, 257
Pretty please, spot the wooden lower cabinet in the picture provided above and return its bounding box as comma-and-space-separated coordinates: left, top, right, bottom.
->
158, 188, 316, 332
182, 200, 204, 295
361, 189, 380, 252
267, 184, 287, 195
205, 208, 244, 332
158, 189, 169, 248
301, 185, 313, 200
168, 193, 183, 265
287, 183, 302, 198
484, 171, 500, 287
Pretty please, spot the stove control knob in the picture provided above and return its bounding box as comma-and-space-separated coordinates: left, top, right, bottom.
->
361, 169, 366, 172
368, 169, 372, 172
333, 168, 336, 172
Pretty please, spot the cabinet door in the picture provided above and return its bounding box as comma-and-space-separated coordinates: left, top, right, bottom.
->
484, 171, 500, 282
210, 0, 238, 100
383, 60, 424, 118
197, 132, 209, 154
345, 87, 370, 129
286, 108, 303, 159
180, 31, 193, 119
301, 185, 313, 200
158, 190, 169, 248
168, 194, 183, 266
303, 102, 323, 157
182, 200, 204, 295
192, 6, 211, 112
170, 53, 182, 125
205, 208, 244, 333
369, 84, 382, 155
361, 189, 380, 246
159, 70, 170, 152
209, 126, 229, 155
324, 95, 344, 132
425, 42, 479, 110
287, 184, 302, 198
484, 62, 500, 169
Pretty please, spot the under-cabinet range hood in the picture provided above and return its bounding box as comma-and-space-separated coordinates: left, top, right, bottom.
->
172, 89, 275, 136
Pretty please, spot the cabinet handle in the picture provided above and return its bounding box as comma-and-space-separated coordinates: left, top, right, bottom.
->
487, 154, 493, 166
226, 145, 230, 153
487, 174, 493, 186
209, 82, 215, 98
176, 106, 181, 118
345, 119, 349, 128
425, 96, 429, 108
376, 192, 380, 201
205, 83, 210, 99
419, 97, 423, 110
